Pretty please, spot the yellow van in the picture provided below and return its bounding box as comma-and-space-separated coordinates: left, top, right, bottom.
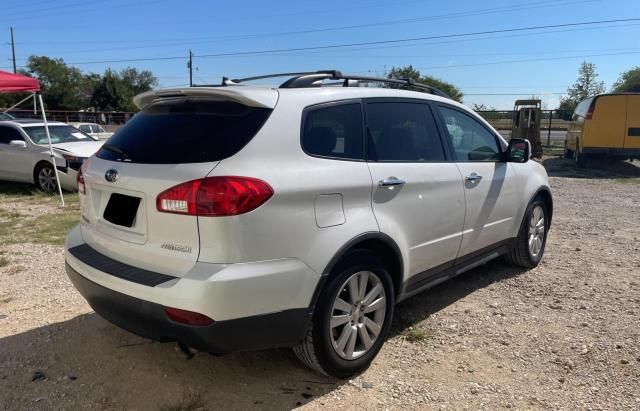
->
565, 93, 640, 167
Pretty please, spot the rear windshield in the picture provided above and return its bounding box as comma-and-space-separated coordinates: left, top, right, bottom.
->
96, 98, 272, 164
25, 125, 94, 144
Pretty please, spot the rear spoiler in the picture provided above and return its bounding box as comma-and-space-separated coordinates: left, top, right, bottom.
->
133, 87, 279, 110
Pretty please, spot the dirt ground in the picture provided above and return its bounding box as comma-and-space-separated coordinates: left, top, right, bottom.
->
1, 157, 639, 410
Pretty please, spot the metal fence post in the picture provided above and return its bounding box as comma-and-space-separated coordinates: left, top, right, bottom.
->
547, 110, 553, 146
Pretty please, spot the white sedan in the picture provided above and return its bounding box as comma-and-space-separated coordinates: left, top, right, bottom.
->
0, 119, 104, 192
69, 122, 114, 140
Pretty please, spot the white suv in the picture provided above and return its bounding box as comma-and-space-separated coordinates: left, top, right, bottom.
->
65, 71, 552, 378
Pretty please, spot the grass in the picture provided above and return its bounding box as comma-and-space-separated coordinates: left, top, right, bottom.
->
615, 178, 640, 184
402, 327, 433, 343
0, 182, 80, 246
0, 257, 8, 267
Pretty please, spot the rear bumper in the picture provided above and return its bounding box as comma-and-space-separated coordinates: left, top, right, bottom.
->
66, 263, 309, 352
64, 224, 319, 352
583, 147, 640, 157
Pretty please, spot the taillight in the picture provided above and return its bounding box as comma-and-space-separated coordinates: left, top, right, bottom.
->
164, 307, 214, 326
585, 99, 597, 120
77, 169, 85, 194
156, 176, 273, 217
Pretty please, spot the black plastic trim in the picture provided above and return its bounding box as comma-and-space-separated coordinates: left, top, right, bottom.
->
68, 244, 176, 287
306, 232, 403, 313
66, 263, 310, 352
402, 237, 517, 295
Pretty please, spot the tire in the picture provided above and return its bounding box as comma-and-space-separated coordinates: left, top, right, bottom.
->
563, 147, 574, 159
34, 162, 58, 193
505, 197, 548, 268
575, 149, 587, 168
293, 250, 395, 378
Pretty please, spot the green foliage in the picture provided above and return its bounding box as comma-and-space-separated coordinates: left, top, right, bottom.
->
92, 67, 158, 111
612, 67, 640, 93
386, 65, 464, 102
558, 61, 606, 112
21, 56, 91, 110
1, 55, 158, 112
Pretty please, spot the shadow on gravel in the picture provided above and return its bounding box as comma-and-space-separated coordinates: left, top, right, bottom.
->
1, 260, 528, 409
542, 156, 640, 179
390, 259, 528, 338
0, 314, 338, 410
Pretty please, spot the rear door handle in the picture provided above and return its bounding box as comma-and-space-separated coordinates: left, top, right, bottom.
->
465, 173, 483, 182
379, 177, 406, 187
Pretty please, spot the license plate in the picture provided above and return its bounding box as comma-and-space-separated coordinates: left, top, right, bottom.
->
103, 193, 141, 228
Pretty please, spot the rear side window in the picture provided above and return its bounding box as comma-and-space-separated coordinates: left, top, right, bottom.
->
302, 103, 364, 160
96, 99, 272, 164
0, 126, 23, 144
366, 102, 445, 162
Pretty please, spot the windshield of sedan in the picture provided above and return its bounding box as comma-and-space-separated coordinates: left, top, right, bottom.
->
23, 125, 95, 144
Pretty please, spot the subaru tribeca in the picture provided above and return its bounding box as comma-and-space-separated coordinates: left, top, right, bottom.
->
65, 71, 552, 378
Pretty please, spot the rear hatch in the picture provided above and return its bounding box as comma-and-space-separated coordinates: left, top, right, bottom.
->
78, 88, 276, 277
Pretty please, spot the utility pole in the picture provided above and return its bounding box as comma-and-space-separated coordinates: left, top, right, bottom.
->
10, 27, 17, 73
188, 50, 193, 87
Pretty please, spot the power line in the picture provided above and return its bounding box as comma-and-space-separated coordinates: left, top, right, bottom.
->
13, 0, 595, 50
193, 17, 640, 59
32, 17, 639, 67
416, 50, 640, 70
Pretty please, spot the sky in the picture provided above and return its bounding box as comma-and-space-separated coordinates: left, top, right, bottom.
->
1, 0, 639, 109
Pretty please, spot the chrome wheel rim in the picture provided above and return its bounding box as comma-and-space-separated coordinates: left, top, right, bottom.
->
528, 205, 545, 257
330, 271, 386, 360
38, 167, 57, 192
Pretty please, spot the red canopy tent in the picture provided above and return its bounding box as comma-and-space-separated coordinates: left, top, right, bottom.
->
1, 71, 65, 205
0, 70, 40, 93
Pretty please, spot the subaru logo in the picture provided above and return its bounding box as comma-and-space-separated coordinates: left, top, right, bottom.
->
105, 169, 118, 183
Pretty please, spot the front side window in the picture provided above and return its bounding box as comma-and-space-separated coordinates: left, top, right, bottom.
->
439, 106, 501, 162
366, 102, 445, 162
302, 103, 364, 160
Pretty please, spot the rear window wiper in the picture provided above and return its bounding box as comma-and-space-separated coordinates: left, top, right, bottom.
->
101, 143, 131, 160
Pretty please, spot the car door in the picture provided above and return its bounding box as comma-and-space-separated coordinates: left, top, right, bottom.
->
0, 125, 32, 182
436, 104, 520, 258
365, 99, 465, 285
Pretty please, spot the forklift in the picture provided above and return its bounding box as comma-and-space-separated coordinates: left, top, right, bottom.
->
511, 99, 543, 158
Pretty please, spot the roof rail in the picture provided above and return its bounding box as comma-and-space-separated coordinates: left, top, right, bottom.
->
197, 70, 451, 99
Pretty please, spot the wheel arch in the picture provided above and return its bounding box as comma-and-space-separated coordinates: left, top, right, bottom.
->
533, 186, 553, 227
306, 232, 404, 313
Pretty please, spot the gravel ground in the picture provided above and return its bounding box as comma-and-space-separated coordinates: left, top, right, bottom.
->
0, 157, 639, 410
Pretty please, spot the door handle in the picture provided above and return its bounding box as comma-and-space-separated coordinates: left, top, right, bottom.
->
465, 173, 483, 182
379, 177, 406, 187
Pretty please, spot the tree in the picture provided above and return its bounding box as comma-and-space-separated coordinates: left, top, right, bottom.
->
386, 65, 463, 102
612, 67, 640, 93
558, 61, 605, 112
92, 67, 158, 111
21, 56, 94, 110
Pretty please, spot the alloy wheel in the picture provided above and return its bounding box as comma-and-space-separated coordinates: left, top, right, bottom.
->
329, 271, 386, 360
38, 167, 57, 192
528, 205, 545, 257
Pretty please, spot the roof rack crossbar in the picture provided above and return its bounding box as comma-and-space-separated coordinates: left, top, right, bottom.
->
196, 70, 450, 99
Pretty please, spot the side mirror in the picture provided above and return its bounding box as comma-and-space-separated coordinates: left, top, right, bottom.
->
505, 138, 530, 163
9, 140, 27, 148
